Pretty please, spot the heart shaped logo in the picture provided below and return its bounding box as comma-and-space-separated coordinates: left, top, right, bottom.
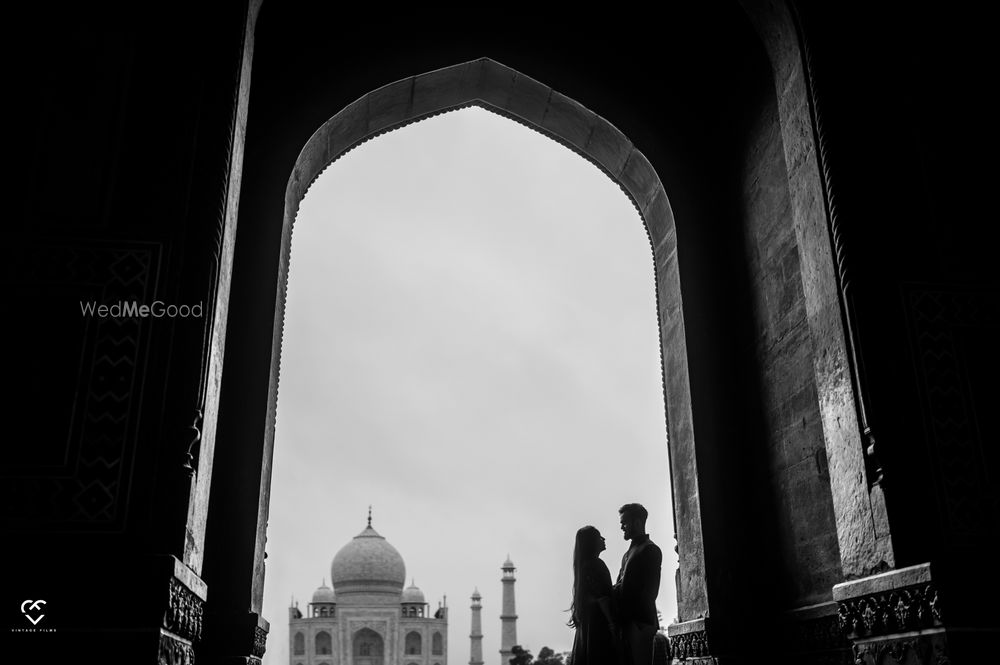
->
21, 599, 46, 625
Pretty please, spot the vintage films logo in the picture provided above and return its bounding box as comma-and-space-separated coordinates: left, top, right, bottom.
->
80, 300, 204, 318
11, 599, 56, 633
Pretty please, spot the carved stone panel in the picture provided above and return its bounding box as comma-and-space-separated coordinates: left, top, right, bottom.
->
252, 624, 267, 658
2, 242, 160, 529
838, 582, 941, 638
164, 576, 205, 643
159, 632, 195, 665
903, 286, 1000, 543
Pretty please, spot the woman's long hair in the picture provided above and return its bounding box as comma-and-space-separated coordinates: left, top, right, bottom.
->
567, 525, 603, 628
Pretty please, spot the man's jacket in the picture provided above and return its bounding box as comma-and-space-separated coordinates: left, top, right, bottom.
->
613, 534, 662, 627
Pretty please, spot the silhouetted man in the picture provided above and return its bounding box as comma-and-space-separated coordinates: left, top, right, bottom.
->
613, 503, 661, 665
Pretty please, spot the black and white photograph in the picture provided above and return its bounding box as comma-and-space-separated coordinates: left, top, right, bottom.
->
3, 2, 997, 664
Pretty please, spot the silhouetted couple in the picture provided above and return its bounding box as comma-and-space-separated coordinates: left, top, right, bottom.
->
569, 503, 661, 665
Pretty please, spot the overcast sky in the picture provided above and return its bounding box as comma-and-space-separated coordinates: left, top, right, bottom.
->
263, 107, 678, 665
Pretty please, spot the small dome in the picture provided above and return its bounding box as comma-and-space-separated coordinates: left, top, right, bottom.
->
402, 581, 425, 604
331, 523, 406, 595
471, 587, 481, 600
503, 554, 515, 568
312, 580, 336, 603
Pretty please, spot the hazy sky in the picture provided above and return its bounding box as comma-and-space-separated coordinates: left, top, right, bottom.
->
263, 107, 678, 665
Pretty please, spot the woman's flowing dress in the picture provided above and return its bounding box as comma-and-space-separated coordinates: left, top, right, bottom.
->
570, 557, 617, 665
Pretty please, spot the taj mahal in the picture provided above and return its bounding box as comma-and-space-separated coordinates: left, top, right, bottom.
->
288, 512, 449, 665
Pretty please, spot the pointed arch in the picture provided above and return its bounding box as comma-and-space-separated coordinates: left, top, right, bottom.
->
268, 55, 697, 614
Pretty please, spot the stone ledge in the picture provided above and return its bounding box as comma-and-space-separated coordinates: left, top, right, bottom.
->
167, 555, 208, 601
667, 617, 709, 637
833, 562, 931, 601
834, 563, 942, 640
786, 600, 840, 622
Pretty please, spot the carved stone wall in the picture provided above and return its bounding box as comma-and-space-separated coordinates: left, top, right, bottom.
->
903, 286, 1000, 545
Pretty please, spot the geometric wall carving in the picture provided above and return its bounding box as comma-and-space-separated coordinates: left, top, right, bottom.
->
903, 285, 1000, 542
1, 241, 159, 529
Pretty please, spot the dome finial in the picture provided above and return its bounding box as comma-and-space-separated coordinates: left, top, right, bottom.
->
367, 504, 372, 527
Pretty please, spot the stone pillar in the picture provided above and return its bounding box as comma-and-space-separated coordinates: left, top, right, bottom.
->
470, 589, 484, 665
194, 2, 270, 664
499, 557, 517, 665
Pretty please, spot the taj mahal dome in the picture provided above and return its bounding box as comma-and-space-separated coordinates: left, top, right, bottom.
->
288, 513, 448, 665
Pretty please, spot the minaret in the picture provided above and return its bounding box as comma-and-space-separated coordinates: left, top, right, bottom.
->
469, 588, 484, 665
499, 555, 517, 665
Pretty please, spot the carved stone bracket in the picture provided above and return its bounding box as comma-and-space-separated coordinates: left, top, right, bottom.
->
837, 582, 941, 638
670, 630, 710, 659
833, 563, 952, 664
160, 556, 207, 649
252, 625, 267, 658
165, 576, 206, 643
667, 618, 716, 662
159, 632, 195, 665
834, 564, 942, 638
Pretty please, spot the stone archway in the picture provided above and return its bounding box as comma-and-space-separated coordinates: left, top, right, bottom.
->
204, 4, 899, 663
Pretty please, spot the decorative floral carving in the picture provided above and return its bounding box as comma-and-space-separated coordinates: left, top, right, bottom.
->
837, 583, 940, 638
164, 577, 204, 643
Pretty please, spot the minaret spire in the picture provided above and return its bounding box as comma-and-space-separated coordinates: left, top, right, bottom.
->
470, 588, 484, 665
499, 556, 518, 665
367, 505, 372, 527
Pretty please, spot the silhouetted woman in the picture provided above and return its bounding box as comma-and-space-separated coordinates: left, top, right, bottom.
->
568, 525, 619, 665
